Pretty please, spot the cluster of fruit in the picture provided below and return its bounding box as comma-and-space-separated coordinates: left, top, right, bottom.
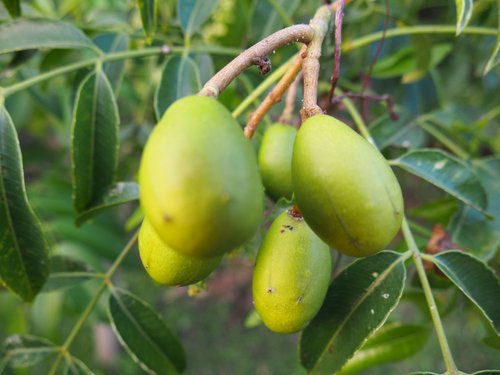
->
138, 95, 403, 333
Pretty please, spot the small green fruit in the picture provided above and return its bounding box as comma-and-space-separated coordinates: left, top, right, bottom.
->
292, 115, 404, 257
258, 123, 297, 201
252, 210, 331, 334
138, 219, 222, 286
139, 96, 264, 258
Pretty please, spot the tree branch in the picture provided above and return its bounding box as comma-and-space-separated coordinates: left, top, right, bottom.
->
243, 49, 305, 138
278, 71, 302, 125
198, 25, 314, 97
300, 5, 332, 121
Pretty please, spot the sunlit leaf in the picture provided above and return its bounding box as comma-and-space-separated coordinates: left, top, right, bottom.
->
138, 0, 158, 44
455, 0, 473, 35
391, 149, 487, 213
300, 251, 407, 374
71, 70, 120, 215
0, 19, 96, 55
42, 255, 95, 292
0, 107, 49, 302
339, 322, 429, 374
431, 251, 500, 333
108, 288, 186, 374
1, 335, 57, 368
178, 0, 219, 39
154, 55, 201, 120
1, 0, 20, 18
76, 182, 139, 226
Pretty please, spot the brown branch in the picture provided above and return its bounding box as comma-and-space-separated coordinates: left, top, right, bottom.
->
327, 0, 345, 104
300, 5, 332, 121
243, 49, 305, 139
278, 71, 302, 125
198, 25, 314, 97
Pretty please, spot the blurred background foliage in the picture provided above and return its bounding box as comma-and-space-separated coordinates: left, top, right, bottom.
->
0, 0, 499, 374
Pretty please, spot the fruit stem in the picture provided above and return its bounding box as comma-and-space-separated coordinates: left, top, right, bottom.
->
300, 5, 332, 121
1, 45, 241, 98
198, 25, 314, 97
402, 216, 459, 375
47, 230, 139, 375
343, 25, 497, 52
231, 55, 296, 119
243, 48, 305, 138
278, 71, 302, 125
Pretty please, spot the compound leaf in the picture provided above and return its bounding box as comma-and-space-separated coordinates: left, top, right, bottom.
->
108, 288, 186, 374
300, 251, 407, 374
391, 149, 487, 213
71, 70, 120, 215
0, 19, 96, 55
0, 107, 49, 302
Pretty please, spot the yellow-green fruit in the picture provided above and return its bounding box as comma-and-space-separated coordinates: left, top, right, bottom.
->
252, 210, 331, 333
139, 96, 264, 258
138, 219, 222, 286
292, 114, 403, 257
258, 123, 297, 201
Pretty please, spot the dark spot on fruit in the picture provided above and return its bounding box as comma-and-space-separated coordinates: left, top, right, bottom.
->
163, 213, 172, 222
267, 287, 275, 294
296, 296, 303, 303
280, 224, 294, 233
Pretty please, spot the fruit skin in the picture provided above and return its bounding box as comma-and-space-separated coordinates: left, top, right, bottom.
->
258, 123, 297, 201
252, 210, 331, 334
138, 219, 222, 286
139, 95, 264, 258
292, 114, 403, 257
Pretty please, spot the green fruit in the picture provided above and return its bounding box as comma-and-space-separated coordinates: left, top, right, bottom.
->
138, 219, 222, 286
139, 96, 264, 258
258, 123, 297, 201
252, 210, 331, 333
292, 115, 404, 257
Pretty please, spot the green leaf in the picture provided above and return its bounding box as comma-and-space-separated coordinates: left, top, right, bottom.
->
178, 0, 219, 39
93, 33, 129, 93
370, 111, 425, 150
391, 149, 487, 213
63, 356, 95, 375
450, 157, 500, 259
138, 0, 158, 44
76, 182, 139, 226
0, 107, 49, 302
154, 55, 201, 120
108, 288, 186, 374
42, 255, 94, 292
431, 251, 500, 333
299, 251, 407, 374
191, 53, 214, 85
1, 0, 20, 17
1, 334, 57, 368
71, 70, 120, 215
251, 0, 300, 41
372, 44, 453, 81
339, 322, 429, 374
483, 0, 500, 74
455, 0, 473, 35
0, 19, 96, 55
